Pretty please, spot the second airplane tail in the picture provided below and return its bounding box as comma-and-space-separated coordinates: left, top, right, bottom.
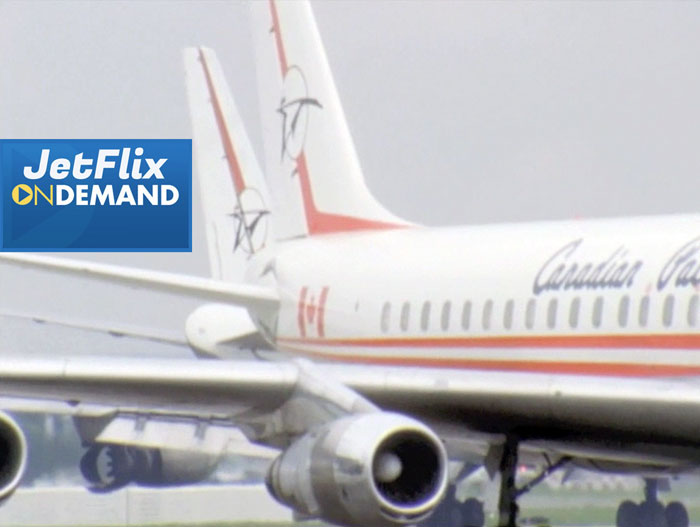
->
185, 47, 273, 281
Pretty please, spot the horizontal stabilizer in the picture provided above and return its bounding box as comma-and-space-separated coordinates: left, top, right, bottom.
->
0, 309, 187, 348
0, 253, 278, 312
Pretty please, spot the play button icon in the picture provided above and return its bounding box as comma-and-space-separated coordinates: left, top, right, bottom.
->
11, 184, 33, 206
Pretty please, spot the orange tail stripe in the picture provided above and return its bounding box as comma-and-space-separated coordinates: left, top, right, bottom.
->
198, 48, 246, 194
267, 3, 405, 236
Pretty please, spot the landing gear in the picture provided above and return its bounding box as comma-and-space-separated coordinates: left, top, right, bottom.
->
615, 479, 689, 527
462, 498, 486, 527
420, 488, 485, 527
492, 437, 571, 527
665, 502, 690, 527
617, 500, 640, 527
496, 437, 519, 527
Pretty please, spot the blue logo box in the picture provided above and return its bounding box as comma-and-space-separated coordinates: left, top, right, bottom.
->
1, 139, 191, 251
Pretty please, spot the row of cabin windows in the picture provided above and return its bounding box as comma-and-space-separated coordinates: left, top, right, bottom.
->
380, 294, 700, 333
397, 301, 452, 332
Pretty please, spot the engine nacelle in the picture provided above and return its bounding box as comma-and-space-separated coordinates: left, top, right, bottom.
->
266, 413, 448, 527
80, 444, 218, 492
0, 412, 27, 503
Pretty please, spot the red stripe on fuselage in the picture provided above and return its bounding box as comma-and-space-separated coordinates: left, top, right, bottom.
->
280, 333, 700, 350
275, 345, 700, 378
276, 333, 700, 377
198, 48, 246, 194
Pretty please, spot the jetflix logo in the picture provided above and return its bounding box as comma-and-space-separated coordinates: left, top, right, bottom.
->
1, 139, 192, 251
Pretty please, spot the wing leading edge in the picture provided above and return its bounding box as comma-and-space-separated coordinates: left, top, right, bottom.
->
0, 356, 699, 461
0, 253, 278, 312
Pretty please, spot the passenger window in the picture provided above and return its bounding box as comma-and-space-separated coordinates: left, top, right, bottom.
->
639, 296, 650, 327
618, 296, 630, 328
663, 295, 674, 327
400, 302, 410, 332
380, 302, 391, 333
482, 300, 493, 330
569, 297, 580, 328
421, 301, 431, 331
461, 301, 471, 330
688, 295, 699, 327
592, 297, 604, 328
525, 298, 536, 329
503, 299, 514, 330
547, 298, 557, 329
441, 301, 451, 331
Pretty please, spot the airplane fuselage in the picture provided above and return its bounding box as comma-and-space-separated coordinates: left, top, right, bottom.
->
251, 213, 700, 377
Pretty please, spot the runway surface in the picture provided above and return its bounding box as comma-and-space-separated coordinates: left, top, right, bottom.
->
0, 482, 698, 527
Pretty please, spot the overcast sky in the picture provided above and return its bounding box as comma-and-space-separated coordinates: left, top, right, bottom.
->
2, 0, 700, 276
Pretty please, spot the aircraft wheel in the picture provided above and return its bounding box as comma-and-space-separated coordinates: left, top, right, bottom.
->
616, 500, 640, 527
462, 497, 485, 527
665, 502, 689, 527
419, 493, 485, 527
638, 500, 668, 527
420, 492, 461, 527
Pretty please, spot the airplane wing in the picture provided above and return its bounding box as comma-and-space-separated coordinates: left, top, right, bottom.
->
0, 253, 278, 313
0, 356, 297, 419
336, 364, 700, 472
0, 354, 696, 524
0, 355, 698, 465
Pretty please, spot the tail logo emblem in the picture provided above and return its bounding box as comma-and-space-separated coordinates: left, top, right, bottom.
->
277, 66, 322, 161
231, 187, 270, 254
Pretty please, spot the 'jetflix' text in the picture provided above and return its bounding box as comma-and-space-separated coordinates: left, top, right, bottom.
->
13, 147, 178, 207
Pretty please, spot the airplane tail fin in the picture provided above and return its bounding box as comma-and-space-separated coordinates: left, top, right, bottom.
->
250, 1, 409, 240
184, 47, 273, 281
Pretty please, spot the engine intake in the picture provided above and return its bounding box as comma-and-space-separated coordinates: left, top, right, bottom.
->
266, 413, 447, 527
373, 431, 442, 507
0, 412, 27, 503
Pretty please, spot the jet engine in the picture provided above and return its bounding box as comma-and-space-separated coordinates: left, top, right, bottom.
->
266, 413, 448, 527
0, 412, 27, 503
80, 444, 218, 492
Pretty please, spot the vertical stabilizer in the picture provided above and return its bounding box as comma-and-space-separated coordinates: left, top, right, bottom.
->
184, 47, 273, 281
250, 1, 408, 240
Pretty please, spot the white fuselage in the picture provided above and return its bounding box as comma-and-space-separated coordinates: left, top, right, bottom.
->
251, 214, 700, 377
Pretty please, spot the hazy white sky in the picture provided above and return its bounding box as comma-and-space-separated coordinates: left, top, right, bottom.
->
2, 0, 700, 279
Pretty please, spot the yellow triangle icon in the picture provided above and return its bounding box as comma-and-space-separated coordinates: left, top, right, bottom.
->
11, 184, 32, 206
